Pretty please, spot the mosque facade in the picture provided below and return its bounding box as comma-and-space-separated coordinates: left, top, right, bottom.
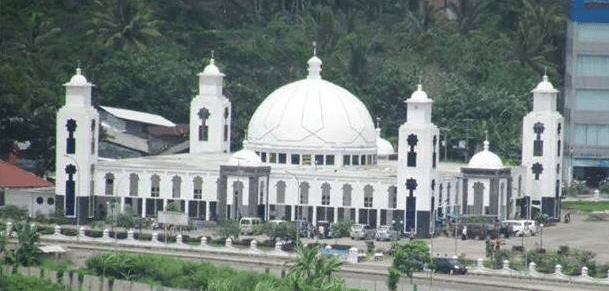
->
55, 54, 563, 237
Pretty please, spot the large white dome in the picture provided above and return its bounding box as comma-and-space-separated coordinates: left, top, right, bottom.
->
468, 140, 504, 169
247, 57, 376, 152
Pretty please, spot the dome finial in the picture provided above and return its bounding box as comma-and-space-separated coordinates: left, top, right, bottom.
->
210, 50, 215, 65
313, 41, 317, 56
307, 45, 322, 79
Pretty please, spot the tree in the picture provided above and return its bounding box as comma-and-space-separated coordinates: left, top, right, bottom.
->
87, 0, 162, 52
285, 245, 348, 291
216, 219, 240, 240
5, 220, 42, 267
390, 240, 431, 285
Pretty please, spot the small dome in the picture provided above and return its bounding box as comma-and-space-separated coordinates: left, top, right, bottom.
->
376, 128, 394, 156
468, 140, 503, 169
531, 75, 558, 93
201, 58, 224, 77
377, 138, 394, 156
64, 68, 92, 87
407, 84, 432, 103
307, 56, 322, 79
227, 149, 262, 167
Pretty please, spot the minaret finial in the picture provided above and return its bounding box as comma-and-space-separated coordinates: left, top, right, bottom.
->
76, 60, 82, 75
376, 117, 381, 128
483, 130, 489, 151
210, 50, 215, 65
313, 41, 317, 56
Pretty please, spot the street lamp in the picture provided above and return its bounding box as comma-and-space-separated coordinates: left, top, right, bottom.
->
285, 170, 301, 245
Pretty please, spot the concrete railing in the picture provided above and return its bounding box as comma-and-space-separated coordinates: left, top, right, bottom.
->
35, 225, 297, 260
470, 257, 609, 285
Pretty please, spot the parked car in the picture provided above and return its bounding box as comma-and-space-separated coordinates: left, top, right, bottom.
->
460, 223, 499, 240
523, 220, 539, 235
375, 225, 400, 241
350, 224, 375, 240
503, 220, 533, 237
433, 257, 468, 274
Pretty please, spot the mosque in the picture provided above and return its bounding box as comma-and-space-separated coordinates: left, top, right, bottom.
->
55, 53, 564, 237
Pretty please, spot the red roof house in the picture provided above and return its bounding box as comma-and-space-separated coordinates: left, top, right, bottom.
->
0, 160, 52, 188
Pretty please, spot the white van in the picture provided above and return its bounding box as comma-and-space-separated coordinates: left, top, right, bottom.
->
239, 217, 262, 235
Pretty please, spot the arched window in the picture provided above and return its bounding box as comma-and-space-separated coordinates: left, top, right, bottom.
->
105, 173, 114, 195
129, 173, 139, 196
276, 181, 286, 204
171, 176, 181, 198
300, 182, 309, 204
321, 183, 331, 205
342, 184, 352, 207
388, 186, 397, 209
151, 175, 160, 197
364, 185, 373, 208
193, 176, 203, 199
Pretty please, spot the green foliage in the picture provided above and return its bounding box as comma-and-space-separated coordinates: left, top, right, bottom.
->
562, 201, 609, 213
261, 222, 298, 242
10, 220, 42, 267
217, 219, 241, 240
0, 205, 28, 221
390, 240, 432, 284
331, 220, 353, 238
386, 267, 400, 291
0, 273, 71, 291
165, 201, 182, 212
84, 252, 359, 291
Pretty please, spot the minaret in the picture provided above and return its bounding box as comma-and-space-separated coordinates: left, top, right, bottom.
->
190, 53, 231, 153
56, 67, 99, 221
521, 74, 563, 220
397, 84, 440, 237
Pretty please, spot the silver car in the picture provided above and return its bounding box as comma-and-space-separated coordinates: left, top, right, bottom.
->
375, 225, 400, 241
350, 224, 375, 240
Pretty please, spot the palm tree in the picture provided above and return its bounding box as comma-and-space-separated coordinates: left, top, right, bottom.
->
286, 246, 345, 290
87, 0, 162, 51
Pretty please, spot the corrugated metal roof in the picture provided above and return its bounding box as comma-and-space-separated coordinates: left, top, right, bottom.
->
100, 106, 176, 127
0, 161, 53, 188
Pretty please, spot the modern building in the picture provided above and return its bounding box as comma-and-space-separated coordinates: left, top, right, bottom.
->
54, 52, 560, 235
564, 0, 609, 185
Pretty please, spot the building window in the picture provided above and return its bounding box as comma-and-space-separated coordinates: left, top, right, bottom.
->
291, 154, 300, 165
172, 175, 181, 198
198, 108, 210, 141
299, 182, 309, 204
407, 134, 418, 167
575, 124, 609, 145
557, 140, 561, 157
66, 119, 77, 154
105, 173, 114, 195
321, 183, 331, 205
343, 155, 350, 166
575, 90, 609, 111
151, 175, 160, 197
302, 154, 311, 165
276, 181, 286, 204
577, 23, 609, 42
278, 153, 287, 164
326, 155, 335, 165
223, 125, 228, 142
315, 154, 324, 165
360, 155, 366, 165
0, 190, 5, 206
576, 55, 609, 76
269, 152, 277, 163
352, 155, 359, 165
129, 173, 139, 196
342, 184, 352, 207
388, 186, 397, 209
261, 152, 267, 162
533, 122, 544, 156
91, 119, 96, 154
193, 176, 203, 199
364, 185, 373, 207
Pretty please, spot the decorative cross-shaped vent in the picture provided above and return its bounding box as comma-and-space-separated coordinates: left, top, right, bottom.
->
406, 178, 418, 197
198, 108, 210, 141
407, 134, 418, 167
532, 163, 544, 180
65, 164, 77, 216
533, 122, 545, 156
66, 119, 77, 154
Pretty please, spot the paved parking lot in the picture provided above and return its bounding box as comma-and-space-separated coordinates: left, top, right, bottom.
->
291, 212, 609, 264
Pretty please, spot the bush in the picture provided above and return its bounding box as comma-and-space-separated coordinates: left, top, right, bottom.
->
0, 273, 68, 291
60, 228, 78, 236
331, 220, 353, 238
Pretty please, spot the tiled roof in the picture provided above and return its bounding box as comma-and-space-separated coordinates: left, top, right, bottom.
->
0, 160, 52, 188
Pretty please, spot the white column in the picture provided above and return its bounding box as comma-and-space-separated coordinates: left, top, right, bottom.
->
376, 209, 381, 227
291, 206, 296, 221
355, 208, 359, 224
312, 206, 317, 223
